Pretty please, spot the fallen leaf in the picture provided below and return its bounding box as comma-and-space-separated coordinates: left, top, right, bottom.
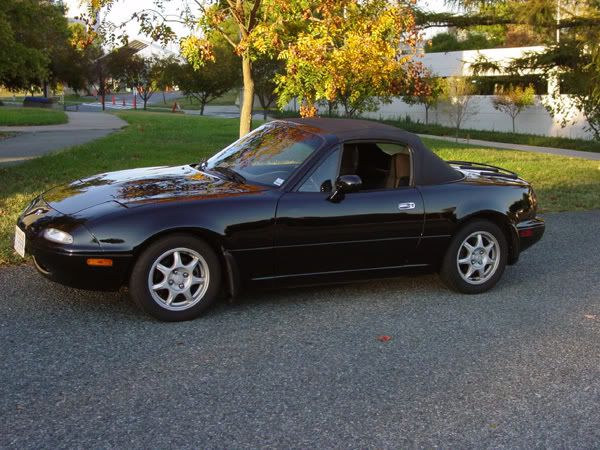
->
377, 335, 392, 342
584, 314, 597, 320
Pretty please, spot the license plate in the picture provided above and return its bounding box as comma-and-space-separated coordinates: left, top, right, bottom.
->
14, 226, 26, 258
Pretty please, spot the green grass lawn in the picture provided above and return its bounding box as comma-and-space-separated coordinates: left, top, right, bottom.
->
0, 111, 598, 265
2, 95, 97, 105
0, 107, 68, 126
63, 94, 97, 105
385, 118, 600, 153
151, 90, 239, 110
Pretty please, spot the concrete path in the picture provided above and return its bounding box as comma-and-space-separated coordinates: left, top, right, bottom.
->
75, 91, 183, 112
185, 105, 269, 120
144, 104, 269, 121
0, 112, 127, 166
0, 111, 126, 132
419, 133, 600, 161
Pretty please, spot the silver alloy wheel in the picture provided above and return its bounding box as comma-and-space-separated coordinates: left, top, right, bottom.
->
147, 247, 210, 311
456, 231, 501, 285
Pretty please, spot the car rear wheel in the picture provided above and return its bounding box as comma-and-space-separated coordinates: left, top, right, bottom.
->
129, 233, 222, 321
440, 219, 507, 294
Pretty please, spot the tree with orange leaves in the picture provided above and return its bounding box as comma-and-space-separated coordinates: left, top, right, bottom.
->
83, 0, 427, 129
260, 0, 428, 117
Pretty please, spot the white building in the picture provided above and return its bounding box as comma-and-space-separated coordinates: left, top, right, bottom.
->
123, 39, 180, 60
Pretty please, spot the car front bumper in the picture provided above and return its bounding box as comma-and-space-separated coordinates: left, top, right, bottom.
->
16, 197, 133, 291
30, 246, 132, 291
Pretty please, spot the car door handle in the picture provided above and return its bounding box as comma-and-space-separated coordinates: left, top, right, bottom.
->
398, 202, 416, 210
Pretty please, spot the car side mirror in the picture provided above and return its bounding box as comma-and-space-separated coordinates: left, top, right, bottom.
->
328, 175, 362, 202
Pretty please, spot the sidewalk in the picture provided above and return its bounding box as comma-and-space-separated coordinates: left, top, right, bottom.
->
0, 111, 126, 132
0, 112, 127, 166
150, 104, 270, 121
418, 133, 600, 161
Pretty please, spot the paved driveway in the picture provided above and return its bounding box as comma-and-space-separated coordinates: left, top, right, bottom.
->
1, 211, 599, 449
0, 112, 126, 165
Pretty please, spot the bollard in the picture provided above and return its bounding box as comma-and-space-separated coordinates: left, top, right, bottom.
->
112, 95, 115, 105
133, 96, 137, 109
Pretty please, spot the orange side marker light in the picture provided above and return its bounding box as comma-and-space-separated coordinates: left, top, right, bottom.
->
87, 258, 113, 267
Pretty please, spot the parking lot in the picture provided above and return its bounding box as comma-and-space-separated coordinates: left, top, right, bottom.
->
1, 210, 599, 448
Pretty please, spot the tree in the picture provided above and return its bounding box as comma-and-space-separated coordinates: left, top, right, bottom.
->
492, 84, 535, 132
0, 0, 71, 94
175, 45, 240, 115
46, 22, 102, 95
402, 76, 445, 124
92, 47, 135, 111
270, 0, 427, 118
441, 77, 478, 138
88, 0, 260, 136
153, 56, 181, 104
91, 54, 112, 111
111, 55, 167, 110
418, 0, 600, 140
253, 56, 282, 120
83, 0, 428, 134
177, 1, 263, 136
425, 31, 502, 53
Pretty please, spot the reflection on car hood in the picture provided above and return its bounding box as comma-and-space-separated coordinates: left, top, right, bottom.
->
42, 165, 267, 215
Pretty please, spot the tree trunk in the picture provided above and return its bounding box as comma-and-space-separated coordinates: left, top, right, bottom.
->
200, 102, 205, 116
512, 115, 516, 133
162, 91, 166, 104
425, 105, 429, 124
263, 108, 268, 120
240, 54, 254, 137
143, 98, 147, 110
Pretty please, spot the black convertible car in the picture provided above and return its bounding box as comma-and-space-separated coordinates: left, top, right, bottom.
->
15, 118, 544, 321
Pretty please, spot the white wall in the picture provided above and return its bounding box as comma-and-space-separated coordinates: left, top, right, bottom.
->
362, 96, 591, 139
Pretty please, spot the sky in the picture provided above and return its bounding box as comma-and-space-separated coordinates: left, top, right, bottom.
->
63, 0, 455, 48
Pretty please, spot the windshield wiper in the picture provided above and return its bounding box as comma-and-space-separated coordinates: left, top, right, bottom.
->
213, 166, 246, 184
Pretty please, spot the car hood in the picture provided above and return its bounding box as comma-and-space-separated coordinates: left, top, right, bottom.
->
42, 165, 267, 215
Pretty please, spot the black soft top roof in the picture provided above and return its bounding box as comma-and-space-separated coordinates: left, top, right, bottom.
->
279, 117, 462, 185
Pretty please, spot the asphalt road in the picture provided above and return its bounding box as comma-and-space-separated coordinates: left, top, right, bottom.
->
1, 211, 599, 449
0, 113, 127, 166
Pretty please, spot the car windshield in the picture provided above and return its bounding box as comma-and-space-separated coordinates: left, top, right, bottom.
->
204, 122, 324, 186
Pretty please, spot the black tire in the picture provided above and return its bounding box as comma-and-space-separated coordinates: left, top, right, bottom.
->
129, 233, 222, 321
439, 219, 508, 294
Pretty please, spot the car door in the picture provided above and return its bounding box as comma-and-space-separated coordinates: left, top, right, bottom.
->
273, 143, 425, 277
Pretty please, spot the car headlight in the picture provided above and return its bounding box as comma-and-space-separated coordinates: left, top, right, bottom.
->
43, 228, 74, 244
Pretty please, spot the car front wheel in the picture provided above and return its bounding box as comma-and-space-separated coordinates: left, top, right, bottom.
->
440, 219, 508, 294
129, 233, 222, 321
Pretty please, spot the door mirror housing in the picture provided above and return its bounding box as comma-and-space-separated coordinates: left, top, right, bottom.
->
328, 175, 362, 202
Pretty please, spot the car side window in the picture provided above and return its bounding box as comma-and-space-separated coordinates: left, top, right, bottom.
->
341, 142, 411, 190
298, 147, 342, 192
